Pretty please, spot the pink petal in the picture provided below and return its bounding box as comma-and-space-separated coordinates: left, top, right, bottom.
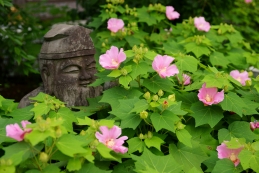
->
117, 48, 126, 63
109, 125, 122, 139
113, 145, 128, 154
115, 136, 128, 146
166, 64, 179, 77
6, 123, 24, 141
107, 18, 124, 33
230, 70, 240, 79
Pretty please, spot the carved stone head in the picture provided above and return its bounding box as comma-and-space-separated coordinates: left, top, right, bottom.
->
38, 24, 102, 107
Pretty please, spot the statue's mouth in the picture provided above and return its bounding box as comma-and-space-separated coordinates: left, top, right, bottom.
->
79, 81, 91, 87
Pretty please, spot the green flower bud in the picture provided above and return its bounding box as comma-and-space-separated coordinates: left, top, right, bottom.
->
140, 110, 148, 119
248, 71, 253, 77
55, 127, 62, 138
246, 80, 252, 86
102, 42, 106, 47
152, 95, 159, 102
6, 159, 12, 166
39, 152, 49, 163
139, 133, 144, 140
162, 100, 168, 109
120, 68, 128, 76
168, 94, 175, 102
0, 159, 6, 165
176, 121, 186, 130
143, 92, 151, 100
90, 139, 99, 150
147, 131, 153, 139
80, 130, 86, 136
158, 89, 164, 97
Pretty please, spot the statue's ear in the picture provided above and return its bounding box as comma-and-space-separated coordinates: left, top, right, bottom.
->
41, 64, 53, 94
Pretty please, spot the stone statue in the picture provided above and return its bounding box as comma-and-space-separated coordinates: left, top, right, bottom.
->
18, 24, 103, 108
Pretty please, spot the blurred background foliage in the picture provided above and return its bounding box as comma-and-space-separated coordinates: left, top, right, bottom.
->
0, 0, 259, 100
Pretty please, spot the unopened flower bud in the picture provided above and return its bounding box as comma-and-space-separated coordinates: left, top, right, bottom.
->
39, 152, 49, 163
147, 131, 153, 139
38, 122, 46, 132
248, 71, 253, 77
0, 159, 6, 165
158, 89, 164, 97
176, 121, 186, 130
90, 139, 99, 149
162, 100, 168, 109
80, 130, 86, 136
6, 159, 12, 166
168, 94, 175, 102
139, 133, 144, 139
102, 42, 106, 47
223, 85, 228, 92
143, 92, 151, 100
140, 110, 148, 119
120, 68, 128, 76
152, 95, 159, 102
55, 127, 62, 138
143, 134, 148, 139
246, 80, 252, 86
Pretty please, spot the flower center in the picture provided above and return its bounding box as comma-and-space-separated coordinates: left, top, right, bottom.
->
105, 139, 115, 148
229, 153, 238, 164
160, 67, 167, 73
205, 94, 212, 102
236, 77, 242, 83
199, 23, 204, 29
111, 59, 119, 66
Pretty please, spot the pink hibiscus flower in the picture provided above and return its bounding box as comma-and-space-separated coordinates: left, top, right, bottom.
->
230, 70, 251, 86
178, 74, 191, 85
250, 120, 259, 131
99, 46, 126, 69
217, 142, 244, 166
95, 125, 128, 154
152, 55, 179, 78
165, 6, 180, 20
6, 120, 32, 141
198, 83, 224, 106
107, 18, 124, 33
245, 0, 252, 3
194, 17, 211, 32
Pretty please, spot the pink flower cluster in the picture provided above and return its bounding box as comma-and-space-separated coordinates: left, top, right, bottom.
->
194, 17, 210, 32
217, 142, 243, 166
95, 125, 128, 154
250, 120, 259, 131
165, 6, 180, 20
198, 83, 224, 106
99, 46, 126, 69
230, 70, 250, 86
107, 18, 124, 33
6, 120, 32, 141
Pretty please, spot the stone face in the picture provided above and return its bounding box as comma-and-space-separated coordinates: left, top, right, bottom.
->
18, 24, 103, 108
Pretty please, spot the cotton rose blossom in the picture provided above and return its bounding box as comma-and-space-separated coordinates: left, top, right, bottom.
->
194, 17, 211, 32
217, 142, 244, 166
198, 83, 224, 106
6, 120, 32, 141
178, 74, 191, 85
99, 46, 126, 69
152, 55, 179, 78
165, 6, 180, 20
250, 120, 259, 131
230, 70, 251, 86
95, 125, 128, 154
107, 18, 124, 33
245, 0, 252, 3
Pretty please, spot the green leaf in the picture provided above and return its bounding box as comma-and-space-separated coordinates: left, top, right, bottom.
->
150, 110, 180, 133
108, 69, 121, 78
202, 74, 230, 88
169, 143, 208, 173
211, 159, 243, 173
218, 121, 258, 143
176, 129, 192, 147
127, 137, 145, 153
220, 92, 247, 116
203, 151, 218, 172
144, 136, 164, 151
144, 51, 157, 60
54, 107, 77, 132
87, 17, 103, 29
0, 95, 4, 107
7, 105, 33, 121
26, 129, 55, 146
132, 147, 182, 173
56, 134, 89, 157
175, 92, 199, 109
0, 165, 15, 173
239, 150, 259, 172
67, 157, 82, 171
75, 163, 112, 173
100, 87, 143, 109
175, 54, 198, 73
163, 41, 185, 54
209, 52, 230, 68
225, 137, 246, 149
190, 102, 224, 128
143, 75, 175, 93
30, 102, 51, 118
96, 143, 121, 162
125, 36, 142, 47
2, 142, 43, 166
184, 42, 211, 58
130, 99, 149, 113
167, 101, 188, 115
110, 98, 142, 129
119, 75, 132, 88
113, 159, 135, 173
129, 62, 151, 80
137, 7, 157, 26
42, 165, 61, 173
124, 50, 135, 57
77, 116, 92, 126
29, 92, 46, 102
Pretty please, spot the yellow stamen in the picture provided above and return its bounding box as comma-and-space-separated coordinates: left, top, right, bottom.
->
111, 59, 119, 66
105, 139, 115, 148
229, 153, 238, 164
205, 94, 212, 102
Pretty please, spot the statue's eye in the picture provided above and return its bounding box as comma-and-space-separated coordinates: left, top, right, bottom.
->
62, 66, 80, 73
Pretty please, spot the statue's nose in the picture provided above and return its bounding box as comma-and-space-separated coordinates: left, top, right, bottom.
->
79, 70, 91, 80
